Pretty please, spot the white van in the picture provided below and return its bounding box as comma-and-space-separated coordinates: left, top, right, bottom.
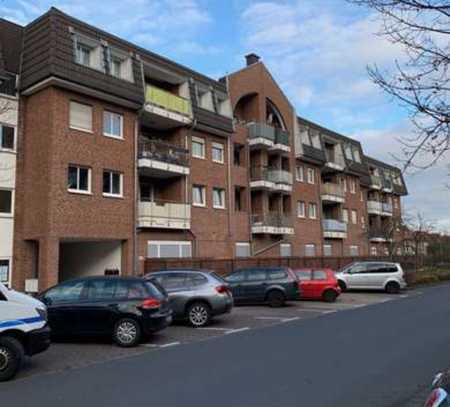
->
0, 282, 50, 381
335, 262, 407, 294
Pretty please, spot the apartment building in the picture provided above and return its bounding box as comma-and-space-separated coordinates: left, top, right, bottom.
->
1, 8, 408, 292
0, 20, 21, 288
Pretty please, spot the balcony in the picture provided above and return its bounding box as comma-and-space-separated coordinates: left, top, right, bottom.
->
272, 128, 291, 153
322, 219, 347, 239
143, 85, 193, 129
248, 123, 291, 153
382, 179, 393, 193
324, 152, 346, 171
250, 166, 293, 193
138, 139, 190, 178
138, 199, 191, 229
251, 212, 294, 235
369, 227, 389, 242
369, 175, 382, 190
321, 183, 345, 204
367, 200, 383, 215
382, 202, 393, 217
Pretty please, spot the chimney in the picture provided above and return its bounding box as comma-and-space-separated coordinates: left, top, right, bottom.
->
245, 53, 260, 66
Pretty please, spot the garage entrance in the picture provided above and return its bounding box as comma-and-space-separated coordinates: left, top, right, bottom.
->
59, 240, 123, 282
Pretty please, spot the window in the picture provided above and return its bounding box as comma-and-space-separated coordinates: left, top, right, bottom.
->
344, 145, 353, 160
341, 177, 347, 192
313, 270, 327, 280
371, 246, 377, 256
350, 179, 356, 194
68, 165, 91, 194
76, 43, 91, 66
308, 203, 317, 219
147, 241, 192, 258
350, 245, 359, 256
296, 165, 304, 182
192, 137, 205, 159
197, 88, 214, 111
111, 56, 122, 78
360, 191, 364, 202
103, 111, 123, 139
297, 201, 306, 218
267, 268, 288, 279
323, 244, 332, 257
235, 186, 246, 211
310, 132, 321, 149
44, 280, 86, 304
247, 269, 266, 281
307, 168, 315, 184
217, 97, 232, 117
236, 243, 250, 258
192, 185, 206, 207
305, 244, 316, 257
213, 187, 225, 209
103, 170, 123, 197
280, 244, 292, 257
361, 216, 366, 229
212, 142, 224, 164
353, 148, 361, 163
70, 101, 93, 132
0, 190, 12, 214
227, 270, 246, 283
351, 210, 357, 225
233, 144, 244, 166
296, 270, 312, 281
0, 260, 9, 284
0, 125, 14, 150
342, 209, 349, 223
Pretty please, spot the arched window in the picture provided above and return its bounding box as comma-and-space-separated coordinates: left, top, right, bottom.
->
266, 99, 286, 130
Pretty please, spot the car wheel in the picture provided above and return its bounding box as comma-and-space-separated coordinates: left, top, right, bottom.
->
322, 289, 338, 303
267, 290, 285, 308
338, 280, 347, 292
0, 337, 24, 382
385, 281, 400, 294
187, 302, 211, 328
113, 318, 141, 347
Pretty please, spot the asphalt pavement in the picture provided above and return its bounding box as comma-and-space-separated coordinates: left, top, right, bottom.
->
2, 284, 450, 406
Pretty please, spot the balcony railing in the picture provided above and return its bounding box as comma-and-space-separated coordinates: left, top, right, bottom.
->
321, 183, 345, 199
274, 128, 289, 146
383, 179, 393, 191
250, 166, 293, 185
322, 219, 347, 232
370, 175, 382, 188
367, 200, 383, 213
145, 85, 192, 117
325, 149, 346, 169
248, 123, 276, 142
139, 139, 189, 167
138, 199, 191, 229
369, 227, 388, 240
382, 202, 393, 213
252, 212, 292, 228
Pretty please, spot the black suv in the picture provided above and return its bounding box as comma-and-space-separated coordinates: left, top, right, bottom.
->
39, 276, 172, 347
225, 267, 300, 307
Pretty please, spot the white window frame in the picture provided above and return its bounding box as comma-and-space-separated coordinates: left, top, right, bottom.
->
297, 201, 306, 218
307, 168, 315, 184
323, 244, 332, 257
308, 203, 317, 219
351, 210, 357, 225
67, 165, 92, 195
370, 246, 377, 256
280, 243, 292, 258
305, 244, 316, 257
103, 111, 123, 139
350, 179, 356, 194
235, 242, 251, 258
0, 188, 13, 216
192, 136, 205, 159
212, 187, 226, 209
0, 123, 16, 152
341, 177, 347, 192
211, 142, 224, 164
69, 101, 93, 133
192, 184, 206, 207
342, 208, 349, 223
295, 165, 304, 182
350, 245, 359, 256
147, 241, 192, 259
103, 170, 123, 198
76, 42, 92, 67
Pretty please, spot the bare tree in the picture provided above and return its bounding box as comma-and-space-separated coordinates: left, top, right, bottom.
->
348, 0, 450, 171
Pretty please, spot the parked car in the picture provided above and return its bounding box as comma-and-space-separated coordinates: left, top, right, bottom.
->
224, 267, 300, 307
0, 282, 51, 381
335, 262, 407, 294
295, 268, 341, 302
145, 270, 233, 327
39, 276, 172, 347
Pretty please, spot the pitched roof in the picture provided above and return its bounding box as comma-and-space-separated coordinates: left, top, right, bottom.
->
0, 18, 23, 74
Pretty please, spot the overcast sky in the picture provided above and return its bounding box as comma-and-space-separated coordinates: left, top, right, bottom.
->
2, 0, 449, 231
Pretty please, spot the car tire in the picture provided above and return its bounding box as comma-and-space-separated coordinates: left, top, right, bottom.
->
187, 302, 211, 328
338, 280, 347, 292
385, 281, 400, 294
266, 290, 285, 308
0, 336, 24, 382
113, 318, 141, 347
322, 289, 338, 303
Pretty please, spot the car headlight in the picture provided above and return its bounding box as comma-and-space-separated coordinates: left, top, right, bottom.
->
36, 307, 48, 322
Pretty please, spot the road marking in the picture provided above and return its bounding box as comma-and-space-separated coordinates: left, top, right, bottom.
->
141, 341, 180, 349
199, 327, 232, 331
255, 316, 288, 320
159, 342, 180, 348
254, 316, 300, 323
298, 308, 337, 314
224, 327, 250, 335
282, 317, 300, 322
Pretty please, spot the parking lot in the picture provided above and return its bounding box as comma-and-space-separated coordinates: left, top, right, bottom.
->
17, 290, 413, 381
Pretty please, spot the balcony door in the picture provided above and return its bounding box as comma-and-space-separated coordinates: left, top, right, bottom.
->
140, 182, 155, 202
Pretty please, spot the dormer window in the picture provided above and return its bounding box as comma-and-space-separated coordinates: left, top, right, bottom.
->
76, 43, 91, 66
197, 86, 214, 112
310, 131, 321, 149
108, 48, 134, 82
344, 145, 353, 160
353, 148, 361, 163
216, 94, 232, 117
111, 57, 122, 78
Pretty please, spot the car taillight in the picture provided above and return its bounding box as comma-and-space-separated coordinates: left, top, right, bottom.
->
215, 285, 229, 294
141, 298, 161, 310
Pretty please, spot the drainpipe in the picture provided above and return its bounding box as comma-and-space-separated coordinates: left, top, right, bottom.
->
134, 117, 139, 275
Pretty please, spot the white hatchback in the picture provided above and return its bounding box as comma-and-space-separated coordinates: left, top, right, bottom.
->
335, 262, 407, 294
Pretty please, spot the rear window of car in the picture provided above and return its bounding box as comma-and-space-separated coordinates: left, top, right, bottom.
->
144, 281, 166, 299
296, 270, 312, 281
313, 270, 327, 280
187, 273, 208, 287
246, 269, 267, 281
267, 268, 287, 280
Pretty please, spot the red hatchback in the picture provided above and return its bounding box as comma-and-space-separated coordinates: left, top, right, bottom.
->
295, 269, 341, 302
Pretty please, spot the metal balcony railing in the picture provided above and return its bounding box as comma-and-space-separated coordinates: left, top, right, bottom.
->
322, 219, 347, 232
139, 139, 189, 167
369, 227, 388, 239
252, 212, 292, 228
145, 85, 192, 117
370, 175, 382, 188
274, 128, 289, 146
250, 166, 293, 185
367, 200, 383, 213
248, 123, 276, 142
321, 183, 345, 198
382, 202, 393, 213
